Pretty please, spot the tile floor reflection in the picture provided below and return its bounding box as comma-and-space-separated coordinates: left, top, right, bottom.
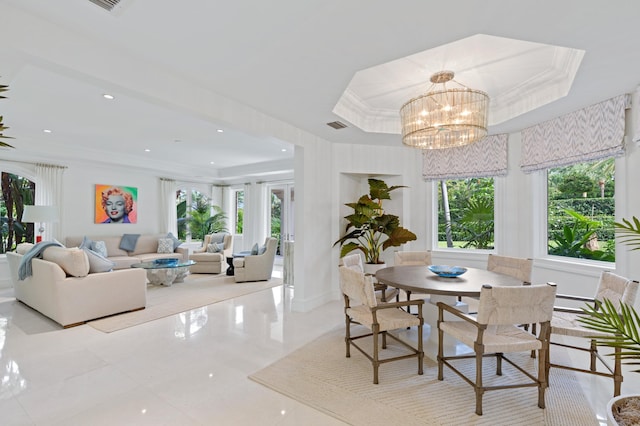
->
0, 270, 637, 425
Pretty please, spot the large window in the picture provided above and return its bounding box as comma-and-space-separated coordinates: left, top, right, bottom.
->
176, 187, 226, 242
547, 158, 615, 262
437, 178, 495, 249
234, 190, 244, 234
0, 172, 34, 252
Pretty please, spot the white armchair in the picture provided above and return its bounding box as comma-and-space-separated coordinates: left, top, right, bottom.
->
232, 237, 278, 282
189, 233, 233, 274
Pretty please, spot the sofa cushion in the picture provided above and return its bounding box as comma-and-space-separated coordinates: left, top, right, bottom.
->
42, 247, 90, 277
131, 234, 163, 256
119, 234, 141, 252
157, 238, 174, 254
91, 240, 108, 257
206, 242, 224, 253
82, 248, 115, 273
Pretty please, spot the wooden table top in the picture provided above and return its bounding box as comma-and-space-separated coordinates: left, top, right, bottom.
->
375, 265, 523, 297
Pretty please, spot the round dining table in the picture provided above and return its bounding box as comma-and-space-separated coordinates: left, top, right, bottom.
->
376, 265, 523, 298
376, 265, 525, 353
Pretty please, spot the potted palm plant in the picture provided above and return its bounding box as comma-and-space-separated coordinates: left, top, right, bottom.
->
333, 178, 416, 272
578, 215, 640, 425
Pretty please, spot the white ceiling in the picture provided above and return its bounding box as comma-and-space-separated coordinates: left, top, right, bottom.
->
1, 0, 640, 182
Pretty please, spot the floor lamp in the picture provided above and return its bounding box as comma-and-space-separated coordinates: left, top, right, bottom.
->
22, 205, 59, 243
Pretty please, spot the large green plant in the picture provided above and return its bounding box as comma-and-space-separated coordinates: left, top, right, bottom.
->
577, 215, 640, 369
333, 178, 416, 264
579, 300, 640, 371
615, 216, 640, 251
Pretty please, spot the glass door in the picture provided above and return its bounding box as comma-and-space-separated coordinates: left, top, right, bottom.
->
269, 183, 294, 261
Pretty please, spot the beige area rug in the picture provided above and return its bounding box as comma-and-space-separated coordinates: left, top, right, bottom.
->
249, 327, 598, 426
88, 274, 282, 333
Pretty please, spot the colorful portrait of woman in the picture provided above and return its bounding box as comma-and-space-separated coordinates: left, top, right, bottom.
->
95, 185, 138, 224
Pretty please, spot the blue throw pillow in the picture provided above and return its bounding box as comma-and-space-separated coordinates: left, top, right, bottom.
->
251, 243, 259, 255
119, 234, 141, 252
258, 244, 267, 255
79, 236, 93, 250
166, 232, 182, 250
91, 240, 108, 257
206, 242, 225, 253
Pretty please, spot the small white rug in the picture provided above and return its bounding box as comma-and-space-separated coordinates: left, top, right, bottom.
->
249, 327, 598, 426
88, 273, 282, 333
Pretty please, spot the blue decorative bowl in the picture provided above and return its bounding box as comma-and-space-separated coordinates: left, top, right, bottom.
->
154, 258, 179, 266
428, 265, 467, 278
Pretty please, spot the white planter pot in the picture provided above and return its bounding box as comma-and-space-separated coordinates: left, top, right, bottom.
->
363, 263, 387, 276
607, 394, 640, 426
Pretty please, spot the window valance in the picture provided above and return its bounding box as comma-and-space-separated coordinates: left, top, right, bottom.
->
520, 94, 630, 173
422, 134, 508, 181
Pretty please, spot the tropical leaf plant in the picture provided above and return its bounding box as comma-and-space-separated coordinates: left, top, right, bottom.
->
0, 79, 14, 148
615, 216, 640, 251
578, 299, 640, 370
333, 178, 416, 264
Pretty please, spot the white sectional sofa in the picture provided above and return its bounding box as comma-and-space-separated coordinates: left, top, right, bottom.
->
6, 248, 147, 328
65, 234, 188, 269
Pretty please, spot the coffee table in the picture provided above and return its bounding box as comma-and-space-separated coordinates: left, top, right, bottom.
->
131, 259, 196, 286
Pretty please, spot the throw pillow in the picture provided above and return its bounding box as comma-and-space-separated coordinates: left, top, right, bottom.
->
209, 233, 226, 244
16, 243, 34, 255
251, 243, 259, 255
119, 234, 141, 252
79, 235, 93, 250
91, 240, 108, 257
157, 238, 174, 254
206, 242, 225, 253
42, 247, 90, 277
82, 248, 115, 273
166, 232, 182, 250
258, 243, 267, 255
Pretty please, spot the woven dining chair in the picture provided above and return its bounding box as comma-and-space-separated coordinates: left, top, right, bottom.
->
339, 265, 424, 384
437, 283, 557, 415
340, 253, 398, 302
547, 271, 639, 397
394, 251, 432, 313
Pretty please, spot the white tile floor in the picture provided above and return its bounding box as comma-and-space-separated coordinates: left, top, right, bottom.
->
0, 270, 637, 425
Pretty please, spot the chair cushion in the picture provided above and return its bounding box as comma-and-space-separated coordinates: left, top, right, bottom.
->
157, 238, 174, 254
440, 321, 541, 353
551, 311, 603, 338
347, 305, 420, 331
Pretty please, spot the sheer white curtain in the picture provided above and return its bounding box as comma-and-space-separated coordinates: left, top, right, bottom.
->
242, 182, 269, 249
35, 164, 65, 241
160, 178, 177, 236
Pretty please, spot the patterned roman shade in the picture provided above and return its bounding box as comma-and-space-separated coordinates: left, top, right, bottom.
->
422, 134, 508, 181
520, 94, 630, 173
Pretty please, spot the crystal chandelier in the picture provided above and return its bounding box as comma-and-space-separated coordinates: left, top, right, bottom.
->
400, 71, 489, 149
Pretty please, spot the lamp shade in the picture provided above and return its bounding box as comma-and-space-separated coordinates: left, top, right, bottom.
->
22, 205, 59, 223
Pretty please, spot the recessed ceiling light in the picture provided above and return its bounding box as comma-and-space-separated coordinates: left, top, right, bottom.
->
144, 149, 151, 152
210, 161, 215, 165
281, 148, 287, 152
43, 129, 52, 133
217, 129, 224, 133
103, 94, 114, 100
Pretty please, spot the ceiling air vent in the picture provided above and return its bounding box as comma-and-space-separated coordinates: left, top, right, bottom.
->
88, 0, 122, 11
327, 121, 347, 130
